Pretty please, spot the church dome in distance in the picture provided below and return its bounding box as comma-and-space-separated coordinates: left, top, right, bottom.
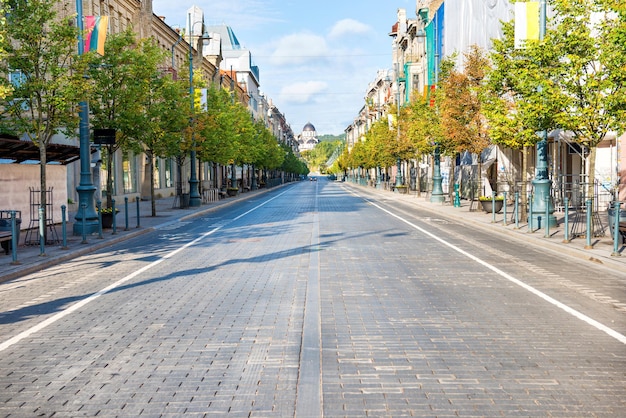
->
303, 122, 316, 132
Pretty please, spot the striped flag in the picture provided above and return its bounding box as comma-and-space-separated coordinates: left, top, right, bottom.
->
514, 2, 540, 49
84, 16, 109, 55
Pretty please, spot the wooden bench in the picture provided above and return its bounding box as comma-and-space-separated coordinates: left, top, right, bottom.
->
0, 230, 12, 255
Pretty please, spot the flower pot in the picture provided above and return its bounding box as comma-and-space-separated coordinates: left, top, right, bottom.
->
227, 188, 239, 197
479, 199, 503, 213
101, 212, 116, 228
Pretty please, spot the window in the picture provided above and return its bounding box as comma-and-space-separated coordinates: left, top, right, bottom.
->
123, 151, 137, 194
165, 158, 174, 188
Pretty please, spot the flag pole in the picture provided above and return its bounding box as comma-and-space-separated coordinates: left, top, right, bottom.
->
73, 0, 99, 236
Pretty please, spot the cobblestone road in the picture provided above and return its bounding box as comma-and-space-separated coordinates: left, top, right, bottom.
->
0, 179, 624, 417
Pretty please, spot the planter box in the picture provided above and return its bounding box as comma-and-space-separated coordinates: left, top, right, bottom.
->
101, 212, 116, 228
479, 199, 503, 213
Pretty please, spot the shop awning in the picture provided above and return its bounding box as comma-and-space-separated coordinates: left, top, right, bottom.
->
0, 135, 81, 165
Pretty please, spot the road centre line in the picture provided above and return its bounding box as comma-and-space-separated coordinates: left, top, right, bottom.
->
0, 190, 290, 353
354, 191, 626, 346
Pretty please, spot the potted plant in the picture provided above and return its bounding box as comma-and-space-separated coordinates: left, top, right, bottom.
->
98, 207, 119, 228
394, 184, 409, 194
227, 187, 239, 197
478, 195, 504, 213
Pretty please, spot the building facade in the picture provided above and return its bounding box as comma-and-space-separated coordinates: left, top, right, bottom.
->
297, 123, 320, 153
345, 0, 624, 209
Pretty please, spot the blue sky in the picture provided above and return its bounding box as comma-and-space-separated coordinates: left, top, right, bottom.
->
152, 0, 415, 135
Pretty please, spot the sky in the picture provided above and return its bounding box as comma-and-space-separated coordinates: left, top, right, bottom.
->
152, 0, 415, 136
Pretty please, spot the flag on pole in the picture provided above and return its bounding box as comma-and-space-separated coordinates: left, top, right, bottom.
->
514, 2, 540, 49
84, 16, 109, 55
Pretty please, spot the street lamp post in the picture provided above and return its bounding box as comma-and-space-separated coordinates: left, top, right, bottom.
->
430, 143, 445, 203
73, 0, 98, 235
530, 0, 556, 228
187, 14, 210, 207
394, 63, 403, 189
429, 12, 445, 203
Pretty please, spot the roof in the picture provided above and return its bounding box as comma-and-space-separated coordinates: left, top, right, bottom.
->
303, 122, 316, 132
206, 25, 241, 50
0, 135, 81, 165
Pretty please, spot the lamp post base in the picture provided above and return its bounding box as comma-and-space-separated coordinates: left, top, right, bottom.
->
73, 185, 99, 235
430, 194, 445, 203
530, 178, 556, 229
430, 175, 445, 203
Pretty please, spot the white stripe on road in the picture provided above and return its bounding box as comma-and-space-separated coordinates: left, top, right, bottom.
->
363, 195, 626, 346
0, 190, 291, 353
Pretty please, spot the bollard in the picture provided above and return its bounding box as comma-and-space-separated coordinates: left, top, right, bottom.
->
491, 195, 496, 223
61, 205, 68, 249
453, 184, 461, 208
563, 197, 570, 243
112, 199, 117, 235
97, 201, 103, 239
503, 192, 507, 227
514, 192, 520, 229
612, 201, 622, 257
136, 199, 141, 228
528, 195, 534, 233
543, 196, 550, 238
81, 203, 87, 244
584, 199, 593, 249
10, 210, 19, 264
124, 197, 129, 231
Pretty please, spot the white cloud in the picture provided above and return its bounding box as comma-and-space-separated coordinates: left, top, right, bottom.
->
328, 19, 372, 39
270, 33, 329, 66
280, 81, 328, 104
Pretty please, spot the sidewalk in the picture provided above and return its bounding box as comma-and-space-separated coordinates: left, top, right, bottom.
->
2, 181, 625, 284
348, 182, 626, 275
0, 189, 267, 284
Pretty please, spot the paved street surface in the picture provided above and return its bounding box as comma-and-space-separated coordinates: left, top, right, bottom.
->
0, 178, 625, 417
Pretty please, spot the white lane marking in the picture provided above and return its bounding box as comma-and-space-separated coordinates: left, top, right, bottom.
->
358, 192, 626, 346
0, 190, 291, 353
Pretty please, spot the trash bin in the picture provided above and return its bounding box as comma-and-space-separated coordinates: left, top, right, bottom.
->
181, 193, 190, 208
0, 216, 22, 254
607, 205, 626, 239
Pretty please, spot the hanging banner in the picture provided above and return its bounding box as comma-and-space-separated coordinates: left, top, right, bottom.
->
514, 2, 540, 48
85, 16, 109, 55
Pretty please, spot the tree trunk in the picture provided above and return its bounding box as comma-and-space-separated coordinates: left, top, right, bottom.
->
106, 144, 114, 208
149, 153, 156, 217
476, 160, 483, 197
587, 146, 597, 211
520, 146, 529, 221
448, 156, 456, 202
39, 142, 47, 243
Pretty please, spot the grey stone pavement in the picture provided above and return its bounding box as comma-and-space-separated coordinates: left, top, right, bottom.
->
2, 181, 625, 283
0, 178, 625, 417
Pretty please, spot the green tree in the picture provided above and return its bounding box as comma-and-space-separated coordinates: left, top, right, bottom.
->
87, 29, 189, 209
550, 0, 626, 201
0, 0, 11, 99
197, 85, 237, 166
0, 0, 90, 233
439, 46, 491, 195
117, 38, 180, 216
365, 119, 395, 175
485, 16, 567, 218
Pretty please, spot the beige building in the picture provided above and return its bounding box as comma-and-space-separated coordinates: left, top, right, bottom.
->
1, 0, 294, 229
